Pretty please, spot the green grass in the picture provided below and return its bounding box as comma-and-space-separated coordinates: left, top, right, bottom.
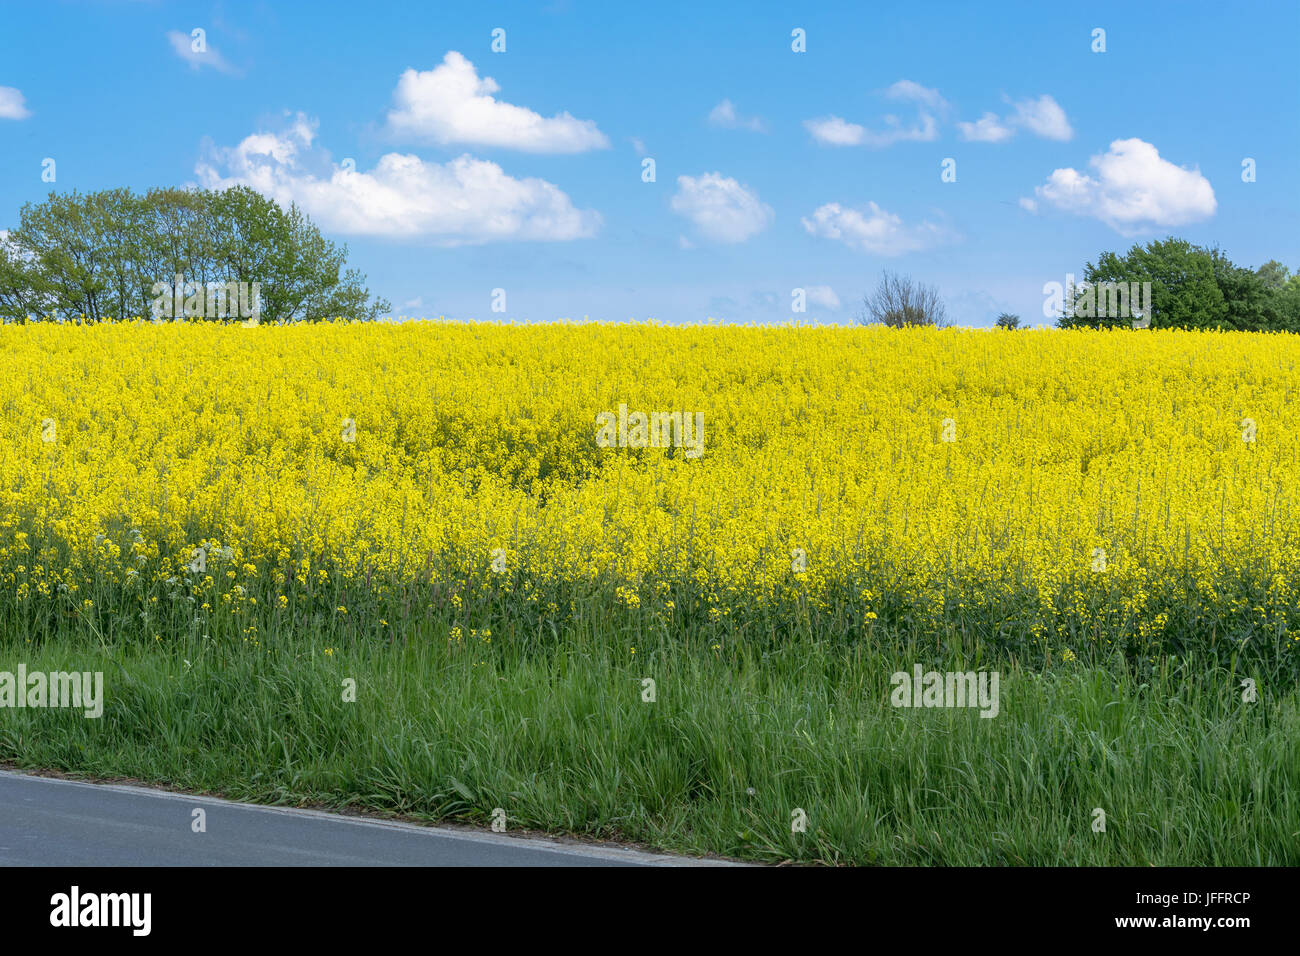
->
2, 618, 1296, 865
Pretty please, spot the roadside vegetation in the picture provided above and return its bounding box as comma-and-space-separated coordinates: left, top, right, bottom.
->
4, 621, 1296, 865
1, 321, 1297, 864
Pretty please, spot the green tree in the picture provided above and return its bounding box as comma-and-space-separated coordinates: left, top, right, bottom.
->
995, 312, 1021, 329
1058, 237, 1299, 332
0, 227, 55, 319
0, 187, 390, 323
1210, 247, 1295, 332
1278, 273, 1300, 329
1255, 260, 1291, 289
207, 187, 389, 322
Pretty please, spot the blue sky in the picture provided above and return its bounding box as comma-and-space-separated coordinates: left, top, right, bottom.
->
2, 0, 1297, 326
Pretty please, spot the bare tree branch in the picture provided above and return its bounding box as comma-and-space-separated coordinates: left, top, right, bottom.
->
858, 271, 948, 328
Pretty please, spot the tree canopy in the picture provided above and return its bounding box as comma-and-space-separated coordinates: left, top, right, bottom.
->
0, 187, 390, 323
1058, 237, 1300, 331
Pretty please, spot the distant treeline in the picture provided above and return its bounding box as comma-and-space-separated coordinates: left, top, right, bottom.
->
0, 187, 390, 323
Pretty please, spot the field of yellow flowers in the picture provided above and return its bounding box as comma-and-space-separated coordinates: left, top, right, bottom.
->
1, 321, 1298, 673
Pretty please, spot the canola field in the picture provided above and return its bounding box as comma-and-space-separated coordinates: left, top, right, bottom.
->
1, 321, 1298, 675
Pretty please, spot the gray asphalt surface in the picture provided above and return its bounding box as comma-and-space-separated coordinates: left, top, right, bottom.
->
0, 770, 727, 866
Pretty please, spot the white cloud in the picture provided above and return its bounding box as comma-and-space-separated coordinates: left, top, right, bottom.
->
806, 285, 841, 310
1009, 94, 1072, 141
670, 173, 773, 243
805, 80, 944, 148
385, 51, 609, 153
1018, 196, 1038, 213
0, 87, 31, 119
708, 99, 766, 132
195, 115, 601, 244
629, 137, 648, 156
1033, 138, 1216, 235
958, 94, 1072, 143
804, 116, 866, 146
883, 80, 949, 112
402, 296, 423, 309
859, 112, 939, 148
801, 201, 950, 256
166, 30, 236, 74
957, 112, 1013, 143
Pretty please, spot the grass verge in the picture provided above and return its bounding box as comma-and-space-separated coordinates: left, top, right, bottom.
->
2, 622, 1295, 865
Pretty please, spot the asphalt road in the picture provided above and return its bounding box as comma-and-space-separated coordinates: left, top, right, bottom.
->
0, 770, 726, 866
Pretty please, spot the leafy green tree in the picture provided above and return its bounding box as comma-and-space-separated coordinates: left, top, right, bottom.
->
0, 227, 55, 319
995, 312, 1021, 329
0, 187, 390, 323
1255, 260, 1291, 289
1279, 273, 1300, 329
207, 187, 389, 322
1059, 237, 1226, 330
1210, 247, 1295, 332
1059, 237, 1299, 332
